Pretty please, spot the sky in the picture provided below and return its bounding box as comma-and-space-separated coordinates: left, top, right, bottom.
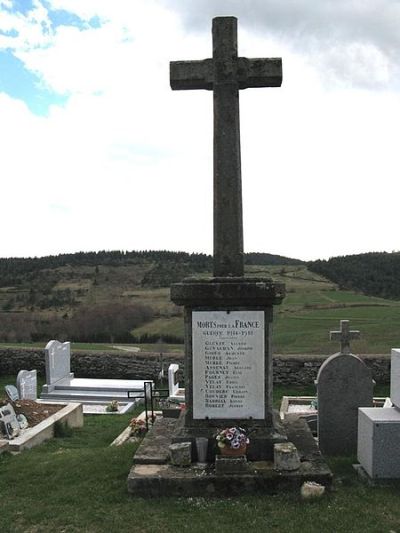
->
0, 0, 399, 262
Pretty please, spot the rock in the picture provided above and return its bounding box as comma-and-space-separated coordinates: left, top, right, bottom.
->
300, 481, 325, 499
169, 442, 192, 467
274, 442, 300, 471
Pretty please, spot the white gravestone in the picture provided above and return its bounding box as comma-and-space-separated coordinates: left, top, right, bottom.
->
44, 340, 74, 391
16, 369, 37, 400
390, 348, 400, 408
192, 310, 264, 419
168, 364, 179, 398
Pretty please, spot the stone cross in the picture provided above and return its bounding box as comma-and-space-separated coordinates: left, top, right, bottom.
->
170, 16, 282, 277
330, 319, 360, 355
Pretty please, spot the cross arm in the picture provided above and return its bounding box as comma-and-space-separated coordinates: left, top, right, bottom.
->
170, 59, 213, 90
238, 58, 282, 89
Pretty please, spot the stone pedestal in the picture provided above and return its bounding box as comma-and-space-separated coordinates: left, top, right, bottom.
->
171, 277, 286, 461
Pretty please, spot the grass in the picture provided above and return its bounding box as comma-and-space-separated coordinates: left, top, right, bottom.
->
0, 376, 397, 532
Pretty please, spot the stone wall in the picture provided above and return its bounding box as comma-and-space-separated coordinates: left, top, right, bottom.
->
0, 348, 391, 384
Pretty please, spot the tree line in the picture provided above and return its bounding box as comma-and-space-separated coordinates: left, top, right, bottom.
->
308, 252, 400, 300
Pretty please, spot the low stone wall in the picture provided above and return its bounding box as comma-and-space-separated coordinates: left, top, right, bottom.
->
0, 348, 391, 385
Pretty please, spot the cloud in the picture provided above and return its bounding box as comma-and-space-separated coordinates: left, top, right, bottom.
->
160, 0, 400, 89
0, 1, 399, 260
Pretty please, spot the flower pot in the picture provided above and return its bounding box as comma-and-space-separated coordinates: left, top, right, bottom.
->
220, 445, 247, 457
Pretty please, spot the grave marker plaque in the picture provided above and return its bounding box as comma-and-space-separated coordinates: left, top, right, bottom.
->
192, 311, 264, 419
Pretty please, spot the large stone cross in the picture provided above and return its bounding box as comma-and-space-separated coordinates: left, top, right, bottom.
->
170, 16, 282, 277
330, 320, 361, 355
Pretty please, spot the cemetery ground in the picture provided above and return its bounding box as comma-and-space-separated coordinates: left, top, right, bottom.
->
0, 375, 399, 532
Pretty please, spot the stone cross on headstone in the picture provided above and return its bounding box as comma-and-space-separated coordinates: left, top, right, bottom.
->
170, 16, 282, 277
330, 319, 360, 355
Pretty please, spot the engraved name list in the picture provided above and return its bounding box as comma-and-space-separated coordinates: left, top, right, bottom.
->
192, 310, 265, 419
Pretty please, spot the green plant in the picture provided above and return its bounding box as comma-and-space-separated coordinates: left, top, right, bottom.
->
106, 400, 119, 412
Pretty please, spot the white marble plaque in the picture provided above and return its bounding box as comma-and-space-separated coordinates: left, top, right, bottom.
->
192, 310, 265, 419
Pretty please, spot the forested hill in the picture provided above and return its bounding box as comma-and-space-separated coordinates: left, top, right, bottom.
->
0, 250, 302, 287
308, 252, 400, 300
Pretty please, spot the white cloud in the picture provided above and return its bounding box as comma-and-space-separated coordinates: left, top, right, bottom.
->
1, 1, 400, 260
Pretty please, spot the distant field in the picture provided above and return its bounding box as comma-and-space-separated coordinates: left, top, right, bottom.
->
1, 264, 399, 355
133, 265, 400, 355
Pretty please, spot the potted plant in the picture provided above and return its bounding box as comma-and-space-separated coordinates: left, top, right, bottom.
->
216, 426, 250, 456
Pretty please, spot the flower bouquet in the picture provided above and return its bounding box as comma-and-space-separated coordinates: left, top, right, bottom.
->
216, 427, 249, 456
129, 417, 147, 438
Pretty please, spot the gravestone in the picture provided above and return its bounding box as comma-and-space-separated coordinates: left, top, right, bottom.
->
17, 370, 37, 400
317, 320, 373, 455
170, 16, 286, 460
43, 340, 73, 392
0, 403, 20, 439
41, 339, 152, 411
168, 364, 185, 403
5, 385, 19, 402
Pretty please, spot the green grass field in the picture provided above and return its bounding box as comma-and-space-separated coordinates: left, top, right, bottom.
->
133, 265, 400, 355
0, 375, 398, 533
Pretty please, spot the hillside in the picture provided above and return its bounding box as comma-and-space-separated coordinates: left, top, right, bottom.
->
308, 252, 400, 300
0, 250, 302, 344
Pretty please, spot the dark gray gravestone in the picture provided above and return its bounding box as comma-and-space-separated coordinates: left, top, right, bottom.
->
317, 353, 373, 456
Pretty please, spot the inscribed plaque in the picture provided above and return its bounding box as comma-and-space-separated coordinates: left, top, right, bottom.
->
192, 310, 264, 419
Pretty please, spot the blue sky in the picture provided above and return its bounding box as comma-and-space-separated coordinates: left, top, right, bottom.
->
1, 0, 399, 260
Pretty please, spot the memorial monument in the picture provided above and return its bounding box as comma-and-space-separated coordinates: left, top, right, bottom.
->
170, 16, 286, 460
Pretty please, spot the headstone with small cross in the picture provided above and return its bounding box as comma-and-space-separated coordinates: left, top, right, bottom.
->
329, 319, 360, 355
317, 320, 373, 455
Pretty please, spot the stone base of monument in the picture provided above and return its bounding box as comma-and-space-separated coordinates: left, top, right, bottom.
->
171, 410, 287, 462
127, 414, 332, 497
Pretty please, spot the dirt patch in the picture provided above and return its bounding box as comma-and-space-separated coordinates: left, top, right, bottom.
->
0, 400, 63, 427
